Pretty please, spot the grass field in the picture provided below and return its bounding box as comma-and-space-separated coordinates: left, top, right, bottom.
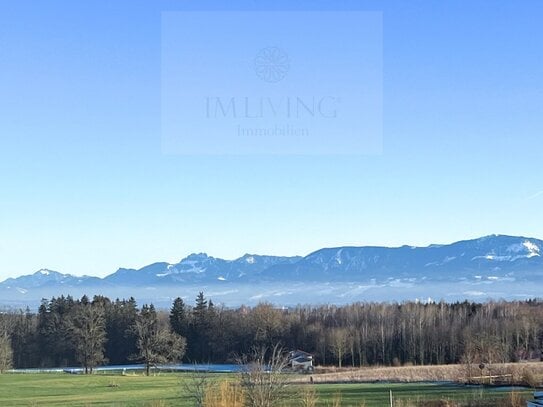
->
0, 373, 534, 406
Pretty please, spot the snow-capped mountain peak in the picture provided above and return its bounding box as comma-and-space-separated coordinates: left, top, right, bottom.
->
522, 240, 540, 257
182, 253, 210, 262
1, 235, 542, 306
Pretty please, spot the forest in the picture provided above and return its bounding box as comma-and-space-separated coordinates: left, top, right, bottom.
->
1, 294, 542, 373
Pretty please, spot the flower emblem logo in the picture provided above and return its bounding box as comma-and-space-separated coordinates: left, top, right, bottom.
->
254, 47, 290, 83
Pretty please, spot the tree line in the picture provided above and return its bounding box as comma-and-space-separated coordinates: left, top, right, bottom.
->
1, 295, 542, 373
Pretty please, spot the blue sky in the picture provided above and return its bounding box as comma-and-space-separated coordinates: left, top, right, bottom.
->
1, 0, 542, 279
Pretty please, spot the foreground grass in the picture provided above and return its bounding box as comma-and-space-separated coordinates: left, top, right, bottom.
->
0, 373, 534, 406
314, 382, 531, 406
0, 373, 186, 406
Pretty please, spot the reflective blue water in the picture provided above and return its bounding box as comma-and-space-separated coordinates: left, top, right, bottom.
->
11, 363, 243, 374
487, 386, 530, 392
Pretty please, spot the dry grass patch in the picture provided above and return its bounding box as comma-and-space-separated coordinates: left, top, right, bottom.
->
294, 362, 543, 384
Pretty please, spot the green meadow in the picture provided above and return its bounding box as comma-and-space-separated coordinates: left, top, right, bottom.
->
0, 373, 532, 406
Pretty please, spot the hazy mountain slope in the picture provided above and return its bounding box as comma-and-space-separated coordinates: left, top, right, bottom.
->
1, 235, 541, 307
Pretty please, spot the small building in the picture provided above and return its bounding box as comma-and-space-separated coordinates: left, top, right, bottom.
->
527, 391, 543, 407
288, 350, 314, 372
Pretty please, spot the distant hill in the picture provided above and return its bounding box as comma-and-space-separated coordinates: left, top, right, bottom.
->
1, 235, 542, 308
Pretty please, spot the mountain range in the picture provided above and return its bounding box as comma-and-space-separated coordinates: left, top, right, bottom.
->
1, 235, 542, 308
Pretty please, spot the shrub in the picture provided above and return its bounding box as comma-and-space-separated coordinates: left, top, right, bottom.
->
204, 380, 244, 407
299, 386, 318, 407
522, 368, 539, 388
330, 392, 341, 407
499, 391, 525, 407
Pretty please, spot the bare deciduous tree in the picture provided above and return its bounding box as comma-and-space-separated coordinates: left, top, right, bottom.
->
181, 368, 212, 407
0, 335, 13, 373
239, 344, 291, 407
328, 328, 349, 368
133, 304, 186, 376
0, 314, 14, 373
68, 302, 107, 373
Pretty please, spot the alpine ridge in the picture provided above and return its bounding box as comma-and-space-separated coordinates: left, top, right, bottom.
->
1, 235, 541, 307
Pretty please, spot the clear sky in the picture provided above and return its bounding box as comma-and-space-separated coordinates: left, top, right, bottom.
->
1, 0, 542, 279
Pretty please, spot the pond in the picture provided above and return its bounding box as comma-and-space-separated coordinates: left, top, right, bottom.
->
11, 363, 243, 374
